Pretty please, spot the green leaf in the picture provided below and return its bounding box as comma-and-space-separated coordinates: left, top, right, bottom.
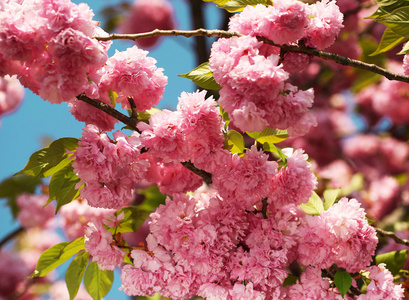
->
375, 0, 409, 14
0, 175, 41, 217
137, 107, 162, 123
16, 138, 79, 178
218, 0, 267, 13
283, 274, 298, 286
377, 6, 409, 38
375, 250, 409, 275
137, 185, 166, 211
30, 237, 85, 278
370, 28, 407, 56
247, 127, 289, 144
114, 206, 151, 233
84, 262, 114, 300
300, 191, 324, 215
66, 251, 90, 300
223, 130, 245, 154
220, 106, 230, 129
47, 164, 82, 212
341, 173, 364, 196
365, 7, 389, 19
178, 62, 221, 90
334, 271, 352, 298
262, 143, 287, 163
323, 189, 341, 210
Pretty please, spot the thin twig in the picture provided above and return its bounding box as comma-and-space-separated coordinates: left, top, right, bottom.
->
181, 161, 212, 185
0, 227, 24, 248
376, 227, 409, 247
127, 97, 138, 129
94, 29, 409, 84
76, 93, 141, 133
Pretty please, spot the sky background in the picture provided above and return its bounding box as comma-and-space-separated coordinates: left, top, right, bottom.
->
0, 0, 222, 298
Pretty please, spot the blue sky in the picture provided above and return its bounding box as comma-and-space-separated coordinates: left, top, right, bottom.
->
0, 0, 222, 298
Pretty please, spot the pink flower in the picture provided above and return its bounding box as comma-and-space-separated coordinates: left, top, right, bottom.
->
269, 148, 317, 209
16, 193, 54, 229
213, 145, 277, 209
119, 0, 175, 48
0, 75, 24, 117
0, 250, 30, 299
84, 221, 125, 271
304, 0, 344, 49
357, 264, 404, 300
403, 54, 409, 75
98, 46, 167, 112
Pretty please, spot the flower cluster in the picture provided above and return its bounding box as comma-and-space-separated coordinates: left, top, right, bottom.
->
72, 124, 150, 209
0, 0, 108, 103
16, 193, 55, 229
0, 75, 24, 117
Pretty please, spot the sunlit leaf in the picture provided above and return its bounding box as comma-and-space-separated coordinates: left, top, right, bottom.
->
114, 206, 151, 233
178, 62, 221, 90
217, 0, 267, 13
375, 0, 409, 14
84, 262, 114, 300
30, 237, 85, 278
377, 6, 409, 38
370, 28, 407, 56
66, 251, 89, 300
247, 128, 289, 144
223, 130, 245, 154
323, 189, 341, 210
300, 192, 324, 215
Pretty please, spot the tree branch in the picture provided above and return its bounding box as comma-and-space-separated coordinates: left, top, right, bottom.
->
94, 29, 409, 84
0, 227, 23, 248
76, 93, 140, 132
375, 227, 409, 247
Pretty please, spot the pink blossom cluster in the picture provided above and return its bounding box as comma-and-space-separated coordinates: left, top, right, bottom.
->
16, 193, 55, 229
98, 45, 168, 112
0, 75, 24, 117
0, 250, 30, 299
209, 35, 317, 135
229, 0, 344, 50
119, 191, 380, 298
72, 124, 150, 209
119, 0, 175, 48
138, 90, 226, 167
268, 148, 318, 209
357, 264, 404, 299
0, 0, 109, 103
84, 220, 126, 271
297, 198, 378, 273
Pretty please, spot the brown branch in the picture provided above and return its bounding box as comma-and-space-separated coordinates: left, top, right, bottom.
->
76, 93, 140, 132
0, 227, 24, 248
127, 97, 138, 129
376, 227, 409, 247
94, 29, 409, 84
181, 161, 212, 185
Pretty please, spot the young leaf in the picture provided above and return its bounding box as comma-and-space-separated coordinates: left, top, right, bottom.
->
47, 164, 82, 212
377, 6, 409, 38
370, 28, 407, 56
375, 250, 409, 275
224, 130, 245, 154
66, 251, 90, 300
30, 237, 85, 278
178, 62, 221, 90
247, 128, 289, 144
137, 107, 162, 123
16, 137, 79, 178
84, 262, 114, 300
334, 271, 352, 298
398, 40, 409, 54
262, 142, 287, 163
323, 189, 341, 210
0, 175, 41, 217
114, 206, 151, 233
220, 106, 230, 129
218, 0, 267, 13
137, 185, 166, 211
300, 192, 324, 215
